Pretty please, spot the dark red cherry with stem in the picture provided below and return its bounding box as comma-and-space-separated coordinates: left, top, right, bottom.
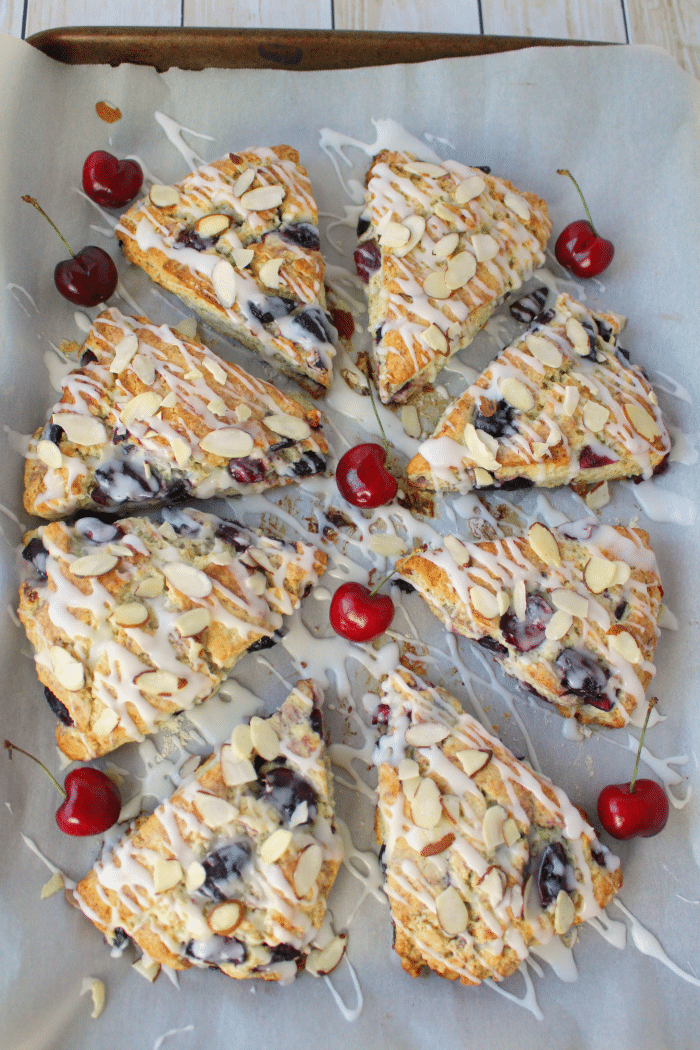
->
82, 150, 143, 209
335, 378, 398, 509
555, 169, 614, 279
597, 698, 669, 840
22, 195, 118, 307
4, 739, 121, 836
330, 574, 395, 642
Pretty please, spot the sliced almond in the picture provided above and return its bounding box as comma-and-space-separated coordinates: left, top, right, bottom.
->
233, 168, 256, 197
305, 934, 347, 977
435, 885, 468, 935
464, 424, 500, 471
232, 247, 255, 269
161, 392, 178, 409
497, 589, 511, 615
246, 572, 266, 595
479, 867, 505, 908
236, 404, 252, 422
411, 777, 442, 829
400, 404, 421, 439
52, 413, 106, 447
469, 586, 500, 620
208, 900, 244, 934
545, 609, 573, 641
566, 317, 592, 355
230, 723, 253, 759
259, 258, 283, 288
442, 795, 460, 823
211, 259, 237, 309
456, 748, 491, 776
132, 354, 156, 386
397, 758, 420, 781
135, 669, 180, 695
290, 801, 309, 827
432, 232, 459, 258
624, 402, 662, 441
163, 562, 212, 598
404, 722, 450, 747
554, 889, 575, 935
471, 233, 499, 262
120, 391, 163, 427
445, 251, 477, 289
504, 192, 530, 221
455, 175, 485, 205
608, 629, 642, 664
422, 271, 451, 299
379, 221, 410, 248
498, 376, 535, 412
174, 608, 211, 636
49, 646, 84, 692
393, 214, 426, 257
551, 589, 589, 619
249, 716, 280, 761
293, 843, 324, 897
584, 556, 617, 594
503, 817, 520, 847
36, 439, 62, 469
81, 977, 106, 1020
526, 334, 563, 369
168, 435, 191, 467
70, 552, 118, 577
201, 357, 227, 385
443, 534, 471, 567
134, 576, 164, 598
402, 776, 421, 802
220, 746, 257, 787
111, 602, 149, 627
404, 161, 447, 178
150, 184, 179, 208
527, 522, 561, 567
582, 400, 610, 433
513, 579, 527, 620
174, 317, 198, 339
420, 832, 455, 857
473, 467, 493, 487
264, 413, 311, 441
40, 871, 65, 899
562, 385, 580, 417
482, 804, 507, 851
240, 184, 285, 211
109, 332, 140, 374
612, 561, 632, 587
152, 858, 183, 893
194, 791, 237, 828
585, 480, 610, 511
260, 828, 292, 864
195, 213, 231, 238
370, 534, 407, 557
186, 861, 206, 892
422, 323, 448, 354
199, 427, 254, 459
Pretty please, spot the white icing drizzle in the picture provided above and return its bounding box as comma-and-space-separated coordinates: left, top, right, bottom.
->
20, 833, 77, 889
630, 480, 697, 526
153, 1025, 195, 1050
613, 899, 700, 988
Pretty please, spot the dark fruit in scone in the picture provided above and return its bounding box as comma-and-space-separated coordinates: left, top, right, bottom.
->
500, 593, 553, 653
354, 240, 381, 283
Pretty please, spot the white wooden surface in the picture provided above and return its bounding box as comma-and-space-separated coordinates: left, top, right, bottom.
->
0, 0, 698, 76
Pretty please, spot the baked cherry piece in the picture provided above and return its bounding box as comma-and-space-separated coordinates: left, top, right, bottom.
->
4, 740, 121, 836
23, 195, 118, 307
82, 150, 144, 209
330, 581, 394, 642
597, 698, 669, 840
555, 169, 614, 279
336, 443, 398, 509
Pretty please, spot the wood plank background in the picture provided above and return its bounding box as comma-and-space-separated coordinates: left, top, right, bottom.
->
0, 0, 698, 77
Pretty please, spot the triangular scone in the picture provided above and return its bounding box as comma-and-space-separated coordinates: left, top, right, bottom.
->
24, 309, 329, 520
354, 151, 551, 403
19, 510, 326, 760
407, 293, 670, 492
72, 681, 343, 981
116, 146, 335, 394
395, 518, 663, 728
375, 669, 622, 985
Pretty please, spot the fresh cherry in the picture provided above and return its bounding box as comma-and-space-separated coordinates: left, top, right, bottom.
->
82, 150, 144, 209
329, 580, 394, 642
4, 739, 121, 836
336, 443, 398, 509
596, 698, 669, 840
23, 195, 118, 307
555, 169, 614, 279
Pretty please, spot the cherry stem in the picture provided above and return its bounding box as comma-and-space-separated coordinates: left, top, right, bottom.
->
366, 375, 391, 453
368, 569, 396, 598
556, 169, 598, 236
22, 195, 76, 259
4, 739, 66, 799
628, 697, 657, 794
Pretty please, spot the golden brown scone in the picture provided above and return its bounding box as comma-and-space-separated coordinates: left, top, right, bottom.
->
23, 308, 329, 520
19, 509, 326, 760
375, 668, 622, 984
407, 292, 670, 495
354, 151, 551, 403
115, 146, 335, 394
395, 518, 663, 728
72, 681, 344, 981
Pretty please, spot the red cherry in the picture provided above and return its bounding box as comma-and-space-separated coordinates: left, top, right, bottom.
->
4, 739, 121, 837
330, 581, 394, 642
54, 246, 118, 307
23, 195, 118, 307
82, 150, 144, 209
330, 307, 355, 340
555, 169, 614, 278
596, 697, 669, 840
336, 443, 398, 508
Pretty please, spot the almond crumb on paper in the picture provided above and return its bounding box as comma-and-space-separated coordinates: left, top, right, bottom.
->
40, 871, 64, 898
96, 101, 121, 123
80, 976, 106, 1019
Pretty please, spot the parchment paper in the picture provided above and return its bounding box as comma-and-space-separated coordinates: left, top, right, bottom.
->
0, 33, 699, 1050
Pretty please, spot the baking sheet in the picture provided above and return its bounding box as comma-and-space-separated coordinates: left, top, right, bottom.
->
0, 32, 699, 1050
